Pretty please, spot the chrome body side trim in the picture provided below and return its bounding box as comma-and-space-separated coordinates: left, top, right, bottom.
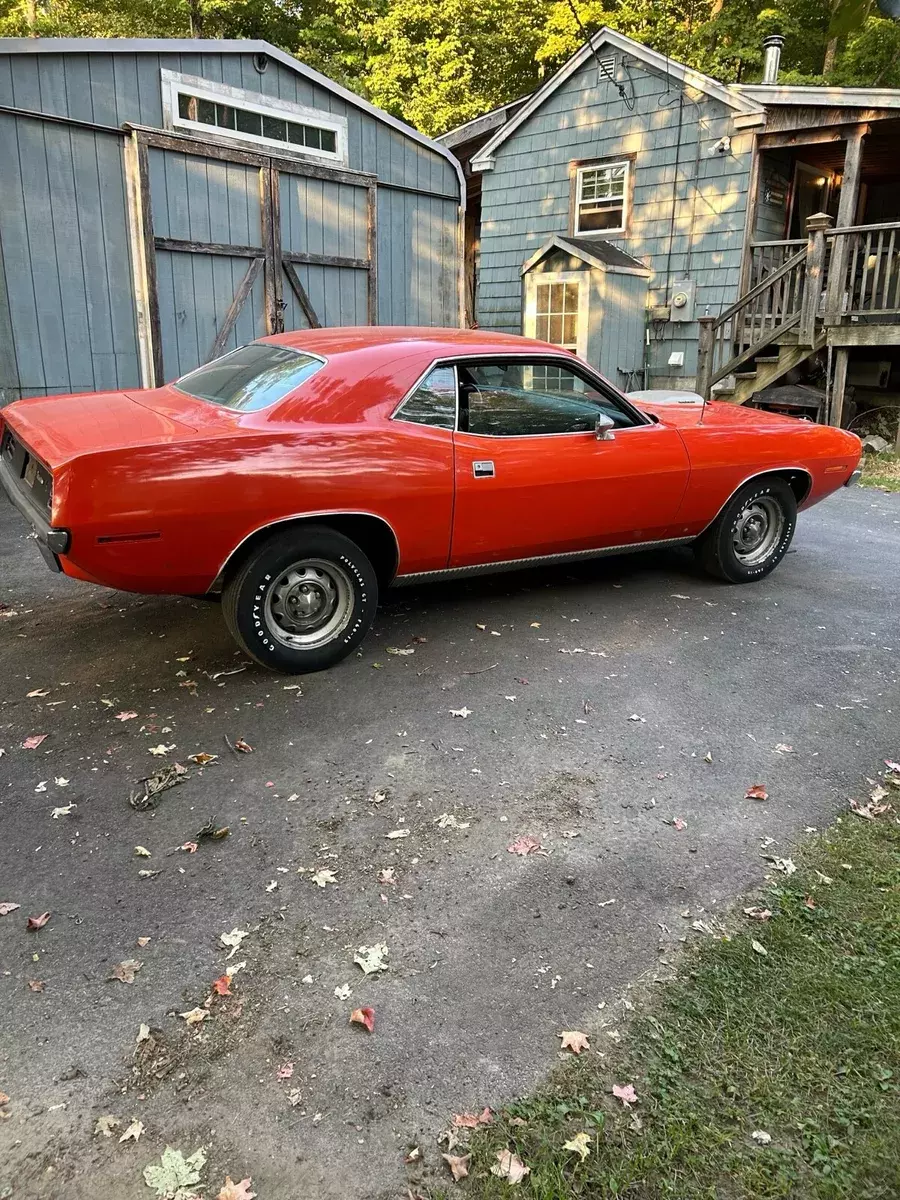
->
391, 536, 695, 586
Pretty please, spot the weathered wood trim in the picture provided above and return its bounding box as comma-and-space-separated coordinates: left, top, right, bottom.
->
125, 125, 269, 168
800, 214, 832, 346
260, 164, 277, 335
824, 129, 867, 325
283, 251, 371, 271
270, 166, 284, 334
282, 261, 321, 328
366, 183, 378, 325
127, 132, 164, 387
154, 237, 264, 258
740, 131, 763, 296
827, 323, 900, 347
829, 346, 849, 427
208, 257, 263, 361
758, 122, 871, 150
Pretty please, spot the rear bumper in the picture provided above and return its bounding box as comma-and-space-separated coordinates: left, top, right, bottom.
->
844, 468, 862, 488
0, 453, 69, 569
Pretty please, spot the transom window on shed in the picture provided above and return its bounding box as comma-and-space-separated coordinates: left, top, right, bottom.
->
161, 70, 347, 163
574, 161, 630, 235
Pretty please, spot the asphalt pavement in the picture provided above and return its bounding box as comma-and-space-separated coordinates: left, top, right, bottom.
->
0, 485, 898, 1199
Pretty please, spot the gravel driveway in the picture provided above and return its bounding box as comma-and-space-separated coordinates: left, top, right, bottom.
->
0, 486, 897, 1200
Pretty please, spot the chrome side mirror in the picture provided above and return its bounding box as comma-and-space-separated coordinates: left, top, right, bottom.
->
595, 413, 616, 441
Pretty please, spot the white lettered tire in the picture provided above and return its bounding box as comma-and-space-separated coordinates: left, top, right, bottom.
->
222, 526, 378, 673
695, 477, 797, 583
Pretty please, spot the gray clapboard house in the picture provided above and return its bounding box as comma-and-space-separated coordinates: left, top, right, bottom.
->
442, 28, 900, 426
0, 38, 464, 404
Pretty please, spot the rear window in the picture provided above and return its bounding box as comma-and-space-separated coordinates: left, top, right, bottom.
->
173, 343, 323, 411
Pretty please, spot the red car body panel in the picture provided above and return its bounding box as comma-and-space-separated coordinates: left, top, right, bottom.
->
0, 328, 861, 596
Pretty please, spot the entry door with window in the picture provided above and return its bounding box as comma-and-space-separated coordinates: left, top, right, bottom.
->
450, 357, 690, 567
524, 273, 587, 357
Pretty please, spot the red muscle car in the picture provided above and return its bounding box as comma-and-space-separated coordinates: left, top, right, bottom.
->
1, 328, 861, 674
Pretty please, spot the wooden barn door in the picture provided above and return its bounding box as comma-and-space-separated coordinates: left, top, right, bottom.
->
125, 128, 378, 387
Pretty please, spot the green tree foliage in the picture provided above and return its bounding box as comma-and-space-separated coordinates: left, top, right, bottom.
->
0, 0, 896, 132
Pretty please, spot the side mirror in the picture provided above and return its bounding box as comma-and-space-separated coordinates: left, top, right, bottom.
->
594, 412, 616, 441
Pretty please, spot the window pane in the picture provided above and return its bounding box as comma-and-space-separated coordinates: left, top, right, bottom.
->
563, 314, 578, 345
216, 104, 236, 130
178, 93, 194, 121
236, 107, 263, 137
462, 361, 627, 437
173, 344, 323, 412
535, 313, 551, 341
197, 98, 217, 125
577, 202, 625, 232
549, 282, 564, 311
563, 283, 580, 310
320, 129, 337, 154
262, 115, 287, 141
396, 366, 456, 430
548, 315, 563, 344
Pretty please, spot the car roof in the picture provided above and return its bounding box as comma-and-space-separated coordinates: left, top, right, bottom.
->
260, 326, 561, 360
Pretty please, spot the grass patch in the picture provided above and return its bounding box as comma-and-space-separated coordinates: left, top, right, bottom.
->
860, 451, 900, 493
432, 804, 900, 1199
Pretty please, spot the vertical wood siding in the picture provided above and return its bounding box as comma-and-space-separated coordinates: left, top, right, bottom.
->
0, 47, 461, 402
477, 57, 753, 388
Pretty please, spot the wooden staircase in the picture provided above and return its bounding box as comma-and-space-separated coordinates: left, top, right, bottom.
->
711, 328, 826, 406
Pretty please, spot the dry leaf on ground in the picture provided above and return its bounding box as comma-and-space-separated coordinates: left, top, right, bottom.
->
507, 835, 542, 856
233, 738, 253, 754
350, 1006, 375, 1032
189, 752, 218, 765
27, 912, 51, 930
745, 785, 768, 801
180, 1007, 207, 1025
110, 959, 142, 984
491, 1149, 530, 1185
220, 928, 249, 958
562, 1131, 591, 1161
212, 975, 232, 996
442, 1153, 470, 1181
51, 803, 76, 819
452, 1108, 493, 1128
334, 983, 352, 1000
612, 1083, 638, 1107
0, 903, 20, 916
751, 1130, 772, 1145
119, 1119, 144, 1143
449, 707, 472, 719
94, 1115, 120, 1137
217, 1178, 256, 1200
559, 1030, 590, 1054
277, 1062, 294, 1079
751, 939, 768, 956
743, 907, 773, 921
22, 734, 47, 749
116, 711, 138, 721
27, 979, 44, 992
385, 828, 410, 840
143, 1147, 207, 1198
311, 869, 337, 887
354, 944, 388, 974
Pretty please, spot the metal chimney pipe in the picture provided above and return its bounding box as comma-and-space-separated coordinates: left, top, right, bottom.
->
762, 34, 785, 85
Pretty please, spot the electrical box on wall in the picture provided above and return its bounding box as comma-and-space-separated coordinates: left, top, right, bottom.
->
669, 280, 695, 323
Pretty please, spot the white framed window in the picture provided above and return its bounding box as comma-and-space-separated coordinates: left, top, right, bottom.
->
574, 160, 630, 235
160, 69, 348, 164
523, 271, 588, 360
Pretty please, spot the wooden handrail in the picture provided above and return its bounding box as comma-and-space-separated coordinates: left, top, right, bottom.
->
750, 238, 804, 248
711, 247, 807, 330
827, 221, 900, 237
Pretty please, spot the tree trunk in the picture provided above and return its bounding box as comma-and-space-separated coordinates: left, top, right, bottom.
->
823, 36, 838, 75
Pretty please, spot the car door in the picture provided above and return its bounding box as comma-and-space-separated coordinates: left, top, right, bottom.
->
450, 356, 691, 568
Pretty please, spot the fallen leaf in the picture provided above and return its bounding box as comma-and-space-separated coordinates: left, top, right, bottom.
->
0, 903, 21, 916
434, 813, 470, 830
27, 688, 50, 698
180, 841, 199, 854
378, 868, 396, 885
148, 744, 175, 756
453, 1108, 493, 1127
138, 869, 161, 879
135, 846, 152, 858
442, 1154, 470, 1181
751, 1130, 772, 1145
27, 912, 51, 931
773, 743, 793, 754
491, 1149, 530, 1185
110, 959, 142, 984
143, 1146, 207, 1198
385, 828, 410, 839
751, 939, 768, 956
220, 928, 249, 958
119, 1119, 144, 1143
233, 738, 253, 754
137, 1024, 151, 1042
180, 1007, 207, 1025
116, 711, 138, 721
354, 943, 388, 974
0, 1092, 8, 1105
563, 1131, 591, 1161
350, 1006, 375, 1032
277, 1062, 294, 1079
559, 1030, 590, 1054
404, 1147, 421, 1164
612, 1083, 638, 1106
51, 803, 76, 819
507, 835, 542, 856
627, 714, 645, 722
386, 646, 415, 656
217, 1178, 256, 1200
743, 906, 772, 921
804, 896, 816, 910
94, 1115, 121, 1137
27, 979, 44, 992
188, 752, 218, 766
22, 735, 47, 749
212, 974, 232, 996
672, 817, 687, 830
449, 707, 472, 719
745, 785, 768, 801
311, 869, 337, 887
334, 983, 352, 1000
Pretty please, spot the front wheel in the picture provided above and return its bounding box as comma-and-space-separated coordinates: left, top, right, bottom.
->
222, 526, 378, 673
694, 477, 797, 583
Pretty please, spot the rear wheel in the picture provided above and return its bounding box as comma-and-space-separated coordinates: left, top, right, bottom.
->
695, 477, 797, 583
222, 526, 378, 673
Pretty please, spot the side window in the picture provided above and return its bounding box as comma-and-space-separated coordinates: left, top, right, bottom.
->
460, 360, 638, 437
395, 365, 457, 430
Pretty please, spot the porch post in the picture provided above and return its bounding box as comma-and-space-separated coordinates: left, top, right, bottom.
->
824, 125, 868, 325
696, 316, 715, 400
829, 347, 850, 428
799, 212, 833, 346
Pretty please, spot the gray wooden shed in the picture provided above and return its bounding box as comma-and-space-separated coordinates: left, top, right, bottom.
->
521, 235, 650, 390
0, 38, 464, 404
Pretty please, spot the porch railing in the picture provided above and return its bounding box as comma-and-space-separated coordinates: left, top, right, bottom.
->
698, 214, 900, 401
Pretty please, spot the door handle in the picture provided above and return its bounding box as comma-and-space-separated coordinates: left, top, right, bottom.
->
473, 460, 495, 478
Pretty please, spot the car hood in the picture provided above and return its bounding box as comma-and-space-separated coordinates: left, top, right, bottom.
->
636, 398, 801, 430
2, 389, 201, 468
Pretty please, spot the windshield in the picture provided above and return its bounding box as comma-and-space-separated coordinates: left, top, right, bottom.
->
173, 343, 323, 411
